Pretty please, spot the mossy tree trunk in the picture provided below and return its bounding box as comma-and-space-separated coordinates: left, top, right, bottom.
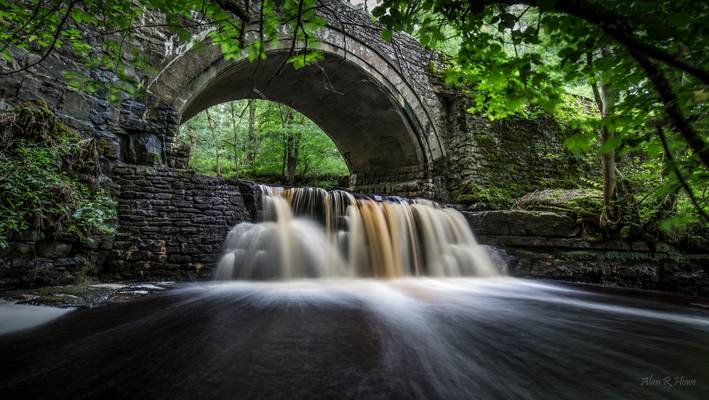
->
588, 49, 618, 230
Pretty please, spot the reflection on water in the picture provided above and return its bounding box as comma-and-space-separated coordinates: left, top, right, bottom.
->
1, 278, 707, 399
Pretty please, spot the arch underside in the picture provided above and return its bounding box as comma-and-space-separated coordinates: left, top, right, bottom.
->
181, 51, 425, 184
148, 17, 445, 194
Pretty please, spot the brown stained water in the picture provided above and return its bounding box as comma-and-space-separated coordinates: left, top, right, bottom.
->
215, 186, 500, 280
2, 187, 708, 399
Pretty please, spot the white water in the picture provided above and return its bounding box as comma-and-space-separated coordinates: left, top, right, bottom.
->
0, 300, 74, 336
216, 186, 501, 280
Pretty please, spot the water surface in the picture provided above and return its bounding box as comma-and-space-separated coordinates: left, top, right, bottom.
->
1, 278, 707, 399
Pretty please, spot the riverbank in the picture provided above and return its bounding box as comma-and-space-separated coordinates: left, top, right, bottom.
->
0, 281, 176, 308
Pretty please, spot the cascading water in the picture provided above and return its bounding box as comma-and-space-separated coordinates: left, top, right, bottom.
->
215, 185, 501, 280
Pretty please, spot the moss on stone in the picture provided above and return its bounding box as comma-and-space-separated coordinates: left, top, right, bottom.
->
2, 100, 80, 146
474, 134, 497, 148
0, 101, 116, 257
515, 188, 603, 218
452, 182, 518, 209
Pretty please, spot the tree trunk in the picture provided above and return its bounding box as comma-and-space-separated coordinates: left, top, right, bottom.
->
658, 151, 679, 221
229, 102, 240, 177
205, 108, 221, 177
655, 123, 709, 224
587, 51, 617, 230
286, 131, 301, 186
281, 131, 288, 181
276, 108, 294, 183
301, 154, 310, 178
245, 102, 257, 170
187, 127, 197, 168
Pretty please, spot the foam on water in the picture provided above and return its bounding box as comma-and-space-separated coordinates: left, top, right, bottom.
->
216, 186, 502, 280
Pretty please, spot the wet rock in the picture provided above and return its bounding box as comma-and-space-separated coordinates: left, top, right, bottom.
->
13, 243, 35, 256
119, 100, 146, 132
53, 258, 81, 271
90, 98, 113, 126
59, 90, 91, 122
464, 210, 580, 238
19, 230, 43, 242
36, 240, 73, 259
1, 281, 175, 308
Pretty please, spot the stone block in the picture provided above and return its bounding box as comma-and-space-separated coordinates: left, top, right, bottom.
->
124, 133, 163, 165
464, 210, 580, 238
53, 257, 81, 270
96, 132, 121, 160
36, 240, 73, 259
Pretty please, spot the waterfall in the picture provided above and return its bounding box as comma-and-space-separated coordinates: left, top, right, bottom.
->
215, 186, 502, 280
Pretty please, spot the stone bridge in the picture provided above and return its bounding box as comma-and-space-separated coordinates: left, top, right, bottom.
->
0, 0, 584, 199
149, 0, 448, 195
0, 0, 595, 282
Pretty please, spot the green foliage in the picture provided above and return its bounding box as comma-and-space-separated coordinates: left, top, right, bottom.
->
0, 0, 327, 103
0, 102, 116, 248
179, 100, 349, 185
1, 0, 706, 236
516, 189, 603, 218
613, 151, 708, 240
374, 0, 708, 232
453, 183, 517, 209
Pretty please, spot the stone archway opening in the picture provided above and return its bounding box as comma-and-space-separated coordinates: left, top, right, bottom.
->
177, 50, 428, 192
179, 98, 352, 186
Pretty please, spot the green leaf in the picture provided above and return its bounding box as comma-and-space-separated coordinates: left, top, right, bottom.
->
538, 0, 558, 11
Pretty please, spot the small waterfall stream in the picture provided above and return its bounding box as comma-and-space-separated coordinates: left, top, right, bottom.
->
215, 186, 501, 280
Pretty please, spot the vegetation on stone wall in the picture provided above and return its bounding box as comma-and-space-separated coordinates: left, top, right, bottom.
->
0, 101, 116, 248
178, 99, 349, 188
0, 0, 329, 102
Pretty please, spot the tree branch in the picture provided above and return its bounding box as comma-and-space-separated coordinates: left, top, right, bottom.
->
469, 0, 709, 85
0, 0, 49, 55
655, 123, 709, 224
213, 0, 250, 23
0, 0, 81, 76
631, 51, 709, 169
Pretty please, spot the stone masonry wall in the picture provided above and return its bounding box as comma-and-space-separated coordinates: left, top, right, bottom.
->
0, 9, 186, 175
105, 165, 254, 280
466, 210, 709, 297
441, 94, 594, 204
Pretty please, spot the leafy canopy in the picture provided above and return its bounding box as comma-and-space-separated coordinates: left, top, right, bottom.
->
0, 0, 327, 101
373, 0, 708, 229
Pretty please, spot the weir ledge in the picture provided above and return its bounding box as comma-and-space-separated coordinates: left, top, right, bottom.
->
465, 211, 709, 297
2, 166, 707, 296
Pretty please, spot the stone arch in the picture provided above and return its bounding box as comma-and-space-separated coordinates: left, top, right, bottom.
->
148, 21, 445, 193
